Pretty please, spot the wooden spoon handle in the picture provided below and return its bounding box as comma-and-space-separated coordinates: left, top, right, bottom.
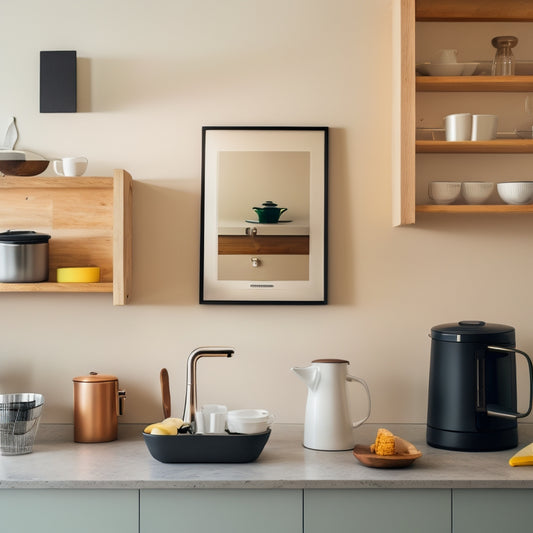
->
160, 368, 171, 419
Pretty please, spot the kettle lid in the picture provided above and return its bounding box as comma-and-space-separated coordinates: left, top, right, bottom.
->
430, 320, 515, 343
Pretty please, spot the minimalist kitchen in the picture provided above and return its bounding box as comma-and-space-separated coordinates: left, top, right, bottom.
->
2, 1, 533, 532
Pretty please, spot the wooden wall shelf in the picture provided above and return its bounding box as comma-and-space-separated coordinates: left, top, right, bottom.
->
416, 204, 533, 213
416, 0, 533, 21
416, 140, 533, 153
0, 169, 133, 305
416, 76, 533, 92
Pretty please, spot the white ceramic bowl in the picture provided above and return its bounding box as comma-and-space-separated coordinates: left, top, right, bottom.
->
460, 62, 480, 76
417, 63, 464, 76
227, 409, 273, 434
497, 182, 533, 205
428, 181, 461, 205
461, 182, 494, 204
416, 62, 479, 76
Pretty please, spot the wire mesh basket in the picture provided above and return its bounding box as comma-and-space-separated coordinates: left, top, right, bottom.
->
0, 393, 44, 455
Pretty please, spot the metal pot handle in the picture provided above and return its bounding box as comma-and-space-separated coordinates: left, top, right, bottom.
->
484, 346, 533, 419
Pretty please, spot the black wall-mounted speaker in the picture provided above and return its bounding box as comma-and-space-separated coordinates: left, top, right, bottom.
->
40, 50, 77, 113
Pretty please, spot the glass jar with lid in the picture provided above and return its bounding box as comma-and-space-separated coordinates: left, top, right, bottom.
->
491, 36, 518, 76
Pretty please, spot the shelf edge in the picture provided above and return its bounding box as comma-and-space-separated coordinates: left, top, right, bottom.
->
416, 204, 533, 213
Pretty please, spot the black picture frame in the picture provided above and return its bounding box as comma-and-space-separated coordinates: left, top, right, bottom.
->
200, 126, 328, 304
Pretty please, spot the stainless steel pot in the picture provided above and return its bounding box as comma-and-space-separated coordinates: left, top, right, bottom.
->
0, 230, 51, 282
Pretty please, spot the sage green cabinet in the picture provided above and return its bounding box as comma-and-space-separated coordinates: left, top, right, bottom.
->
0, 489, 138, 533
140, 489, 302, 533
304, 489, 450, 533
453, 489, 533, 533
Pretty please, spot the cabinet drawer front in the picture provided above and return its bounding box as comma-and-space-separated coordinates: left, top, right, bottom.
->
218, 254, 309, 281
0, 489, 138, 533
304, 489, 450, 533
454, 489, 533, 533
141, 489, 302, 533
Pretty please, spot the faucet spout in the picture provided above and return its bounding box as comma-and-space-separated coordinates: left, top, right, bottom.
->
182, 346, 234, 428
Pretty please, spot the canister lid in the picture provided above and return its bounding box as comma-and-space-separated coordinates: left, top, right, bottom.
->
73, 372, 118, 383
0, 230, 51, 244
430, 320, 515, 343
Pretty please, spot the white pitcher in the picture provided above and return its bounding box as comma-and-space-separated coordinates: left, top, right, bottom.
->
292, 359, 371, 451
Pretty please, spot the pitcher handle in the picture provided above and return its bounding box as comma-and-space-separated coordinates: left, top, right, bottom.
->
346, 374, 371, 428
485, 345, 533, 419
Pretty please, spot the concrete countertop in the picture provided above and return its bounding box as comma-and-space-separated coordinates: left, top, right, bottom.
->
2, 423, 533, 490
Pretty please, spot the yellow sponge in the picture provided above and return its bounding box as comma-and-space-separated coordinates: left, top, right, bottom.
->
57, 267, 100, 283
509, 443, 533, 466
371, 428, 396, 456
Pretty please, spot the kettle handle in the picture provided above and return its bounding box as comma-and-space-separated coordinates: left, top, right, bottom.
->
484, 346, 533, 419
346, 374, 372, 428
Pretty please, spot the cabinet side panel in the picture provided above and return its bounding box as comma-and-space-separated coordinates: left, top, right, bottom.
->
113, 169, 133, 305
392, 0, 416, 226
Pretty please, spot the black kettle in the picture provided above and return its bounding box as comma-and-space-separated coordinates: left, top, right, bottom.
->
427, 321, 533, 451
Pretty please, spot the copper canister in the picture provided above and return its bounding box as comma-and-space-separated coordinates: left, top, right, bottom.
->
73, 372, 126, 443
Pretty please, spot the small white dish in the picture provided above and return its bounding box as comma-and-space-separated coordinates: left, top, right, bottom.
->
227, 409, 274, 434
497, 182, 533, 205
461, 182, 494, 204
429, 181, 461, 204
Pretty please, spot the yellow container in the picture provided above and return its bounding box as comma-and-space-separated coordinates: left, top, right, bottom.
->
57, 267, 100, 283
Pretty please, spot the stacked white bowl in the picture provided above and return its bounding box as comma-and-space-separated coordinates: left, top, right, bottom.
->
497, 182, 533, 205
227, 409, 273, 434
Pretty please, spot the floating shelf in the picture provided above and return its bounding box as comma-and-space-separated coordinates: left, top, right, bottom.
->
415, 0, 533, 21
416, 204, 533, 214
416, 76, 533, 92
416, 140, 533, 153
0, 169, 133, 305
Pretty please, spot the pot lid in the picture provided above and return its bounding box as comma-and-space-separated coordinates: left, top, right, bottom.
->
0, 230, 51, 244
430, 320, 515, 343
253, 201, 283, 209
73, 372, 118, 383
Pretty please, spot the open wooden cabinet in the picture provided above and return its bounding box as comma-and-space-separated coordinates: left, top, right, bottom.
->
392, 0, 533, 226
0, 169, 132, 305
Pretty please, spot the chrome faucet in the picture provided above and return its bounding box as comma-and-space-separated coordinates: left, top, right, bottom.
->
182, 346, 234, 430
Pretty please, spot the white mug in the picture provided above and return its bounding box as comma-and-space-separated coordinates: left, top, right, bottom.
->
197, 404, 227, 434
53, 156, 88, 177
431, 49, 458, 64
445, 113, 472, 141
471, 114, 498, 141
209, 412, 227, 433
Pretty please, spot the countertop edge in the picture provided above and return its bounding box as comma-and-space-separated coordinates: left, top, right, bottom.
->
2, 423, 533, 490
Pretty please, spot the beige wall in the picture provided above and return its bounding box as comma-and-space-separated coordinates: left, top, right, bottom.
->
1, 0, 532, 427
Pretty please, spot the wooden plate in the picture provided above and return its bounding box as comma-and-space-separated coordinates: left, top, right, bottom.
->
353, 444, 422, 468
0, 160, 49, 176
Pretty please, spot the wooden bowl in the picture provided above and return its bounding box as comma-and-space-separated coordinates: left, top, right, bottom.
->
353, 444, 422, 468
0, 160, 49, 176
